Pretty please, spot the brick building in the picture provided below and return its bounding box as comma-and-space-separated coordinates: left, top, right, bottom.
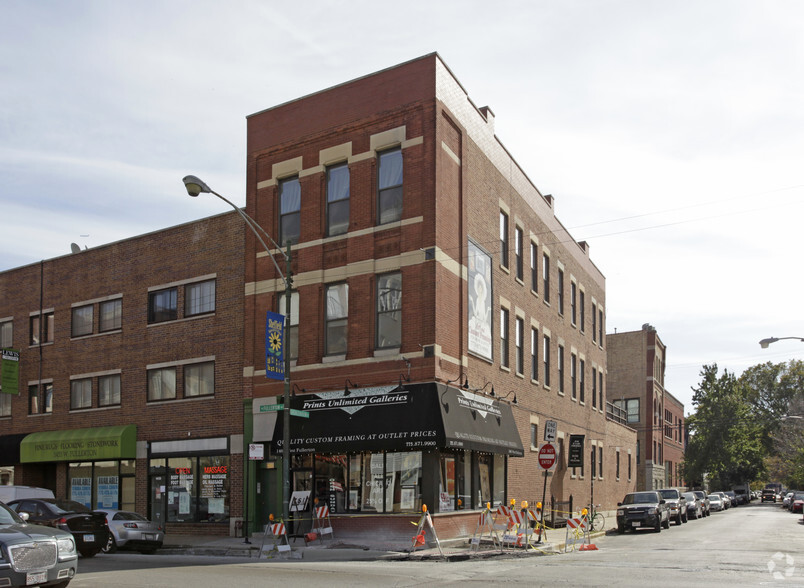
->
0, 212, 246, 536
607, 324, 685, 491
242, 53, 636, 539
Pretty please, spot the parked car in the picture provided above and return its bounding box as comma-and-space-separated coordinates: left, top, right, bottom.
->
724, 490, 738, 506
782, 491, 795, 509
789, 492, 804, 514
7, 498, 109, 558
658, 488, 687, 525
762, 488, 777, 502
693, 491, 711, 516
714, 491, 731, 509
96, 509, 164, 554
616, 491, 670, 533
682, 491, 703, 520
0, 485, 55, 503
0, 500, 78, 587
707, 494, 724, 511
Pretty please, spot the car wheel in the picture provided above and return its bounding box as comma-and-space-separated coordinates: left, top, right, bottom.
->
102, 534, 117, 554
617, 524, 625, 534
662, 516, 670, 529
654, 519, 661, 533
681, 513, 688, 524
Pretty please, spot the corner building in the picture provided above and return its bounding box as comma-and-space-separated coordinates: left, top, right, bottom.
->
244, 54, 636, 540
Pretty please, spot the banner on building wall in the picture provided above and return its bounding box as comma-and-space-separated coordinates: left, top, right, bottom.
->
467, 239, 492, 360
265, 311, 285, 381
568, 434, 585, 468
1, 349, 20, 395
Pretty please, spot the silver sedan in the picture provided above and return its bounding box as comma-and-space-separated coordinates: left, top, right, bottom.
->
96, 509, 164, 554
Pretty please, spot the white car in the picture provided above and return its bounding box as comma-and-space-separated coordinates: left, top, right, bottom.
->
782, 492, 795, 508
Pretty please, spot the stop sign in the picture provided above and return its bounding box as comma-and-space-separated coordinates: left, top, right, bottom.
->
538, 442, 557, 469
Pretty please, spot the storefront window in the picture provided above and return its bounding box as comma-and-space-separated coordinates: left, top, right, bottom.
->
95, 461, 119, 509
439, 454, 455, 512
493, 454, 506, 507
199, 456, 229, 522
68, 460, 135, 511
477, 454, 493, 506
68, 463, 93, 507
167, 457, 196, 523
457, 451, 470, 509
388, 452, 421, 513
314, 454, 346, 514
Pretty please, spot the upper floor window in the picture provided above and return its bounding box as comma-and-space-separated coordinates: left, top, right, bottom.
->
579, 359, 586, 403
515, 226, 523, 280
279, 176, 301, 246
0, 392, 10, 417
99, 374, 121, 407
531, 327, 538, 381
614, 398, 640, 423
0, 319, 12, 348
557, 268, 564, 315
558, 344, 565, 393
278, 291, 299, 361
185, 279, 215, 317
70, 378, 92, 410
325, 283, 348, 356
543, 335, 551, 387
579, 290, 585, 333
147, 367, 177, 401
99, 299, 122, 332
530, 242, 538, 293
515, 317, 524, 375
28, 382, 52, 415
592, 303, 598, 342
148, 288, 177, 324
500, 308, 510, 368
378, 148, 403, 224
499, 212, 509, 269
71, 305, 93, 338
598, 308, 604, 346
29, 311, 54, 345
185, 362, 215, 397
570, 353, 577, 400
376, 273, 402, 349
570, 282, 577, 326
542, 254, 550, 303
327, 163, 350, 236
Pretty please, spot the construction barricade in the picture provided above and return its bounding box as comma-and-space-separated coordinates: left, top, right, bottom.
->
306, 502, 334, 544
260, 517, 292, 559
410, 505, 444, 557
470, 504, 502, 552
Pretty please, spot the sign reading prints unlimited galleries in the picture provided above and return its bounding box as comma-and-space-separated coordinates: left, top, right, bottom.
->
271, 383, 524, 457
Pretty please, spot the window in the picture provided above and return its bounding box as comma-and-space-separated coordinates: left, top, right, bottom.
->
592, 368, 598, 409
570, 282, 577, 325
579, 359, 585, 403
500, 308, 509, 368
70, 379, 92, 410
148, 367, 177, 401
542, 254, 550, 303
590, 447, 596, 478
598, 308, 604, 346
636, 440, 640, 465
71, 305, 93, 337
599, 371, 604, 408
598, 446, 603, 479
99, 299, 122, 332
327, 163, 350, 236
543, 335, 551, 387
531, 327, 538, 381
185, 362, 214, 397
614, 398, 640, 423
378, 148, 403, 224
0, 392, 10, 417
530, 424, 538, 449
278, 291, 299, 361
376, 273, 402, 349
499, 211, 509, 269
530, 242, 538, 292
579, 291, 585, 333
1, 319, 13, 348
570, 353, 577, 400
29, 312, 54, 345
628, 453, 632, 479
325, 283, 348, 355
279, 176, 301, 246
185, 279, 215, 317
148, 288, 177, 324
28, 383, 52, 415
616, 451, 621, 480
557, 268, 564, 315
557, 345, 565, 393
515, 317, 524, 375
592, 303, 597, 342
99, 374, 121, 407
514, 226, 523, 280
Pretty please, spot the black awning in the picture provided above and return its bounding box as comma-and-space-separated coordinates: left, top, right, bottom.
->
272, 382, 523, 457
0, 433, 28, 466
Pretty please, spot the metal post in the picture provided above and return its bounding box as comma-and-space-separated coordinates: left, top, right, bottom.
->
282, 242, 292, 526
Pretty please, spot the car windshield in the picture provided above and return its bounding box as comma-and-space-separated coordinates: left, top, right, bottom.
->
682, 493, 696, 500
708, 495, 720, 500
46, 499, 92, 514
658, 490, 677, 499
0, 502, 24, 525
623, 493, 658, 504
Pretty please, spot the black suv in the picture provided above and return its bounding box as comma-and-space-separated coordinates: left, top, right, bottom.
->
761, 489, 777, 503
616, 491, 670, 533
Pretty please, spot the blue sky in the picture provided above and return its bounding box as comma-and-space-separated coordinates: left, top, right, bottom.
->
2, 0, 803, 413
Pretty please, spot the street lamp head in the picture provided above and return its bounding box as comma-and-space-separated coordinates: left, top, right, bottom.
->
759, 337, 779, 349
183, 175, 212, 197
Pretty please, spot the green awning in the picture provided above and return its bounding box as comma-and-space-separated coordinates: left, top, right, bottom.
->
20, 425, 137, 463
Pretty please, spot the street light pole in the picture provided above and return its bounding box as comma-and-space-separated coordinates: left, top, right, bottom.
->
182, 175, 294, 531
759, 336, 804, 349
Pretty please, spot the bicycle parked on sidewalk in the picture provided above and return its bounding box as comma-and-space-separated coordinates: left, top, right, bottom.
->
587, 504, 605, 532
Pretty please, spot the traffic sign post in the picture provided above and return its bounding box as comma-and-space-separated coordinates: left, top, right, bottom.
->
544, 420, 557, 443
537, 442, 556, 542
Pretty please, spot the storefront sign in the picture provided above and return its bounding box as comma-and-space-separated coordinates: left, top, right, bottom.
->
20, 425, 137, 463
1, 349, 20, 395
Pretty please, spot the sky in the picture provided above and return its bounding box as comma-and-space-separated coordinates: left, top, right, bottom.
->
2, 1, 803, 415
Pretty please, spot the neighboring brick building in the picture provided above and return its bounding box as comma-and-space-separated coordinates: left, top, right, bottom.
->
607, 324, 685, 491
0, 212, 245, 536
243, 53, 636, 539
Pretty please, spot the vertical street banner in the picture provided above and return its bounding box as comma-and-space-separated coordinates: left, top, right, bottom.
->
467, 239, 493, 361
568, 434, 585, 469
1, 349, 20, 395
265, 311, 285, 381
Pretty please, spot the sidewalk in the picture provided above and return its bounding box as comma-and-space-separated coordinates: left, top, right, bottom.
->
156, 526, 608, 562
